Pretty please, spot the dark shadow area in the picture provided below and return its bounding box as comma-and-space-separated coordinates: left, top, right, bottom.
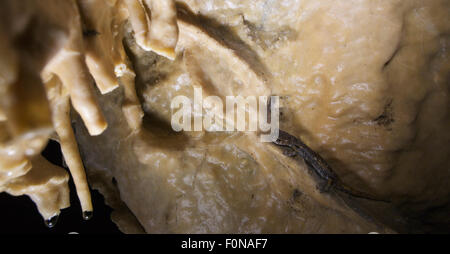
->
176, 2, 271, 82
0, 140, 122, 234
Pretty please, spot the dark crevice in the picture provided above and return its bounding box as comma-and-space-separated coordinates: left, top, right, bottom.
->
82, 29, 100, 37
383, 47, 401, 70
176, 2, 271, 82
374, 99, 394, 128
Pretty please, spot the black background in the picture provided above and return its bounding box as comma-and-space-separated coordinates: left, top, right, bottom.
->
0, 140, 121, 234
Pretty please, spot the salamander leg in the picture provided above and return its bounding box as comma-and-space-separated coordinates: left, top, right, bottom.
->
281, 147, 298, 157
317, 178, 333, 193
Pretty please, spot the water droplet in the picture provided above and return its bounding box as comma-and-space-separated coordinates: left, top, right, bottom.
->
83, 211, 93, 220
45, 215, 59, 228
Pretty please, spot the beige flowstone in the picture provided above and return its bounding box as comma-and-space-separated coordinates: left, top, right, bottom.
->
0, 0, 449, 233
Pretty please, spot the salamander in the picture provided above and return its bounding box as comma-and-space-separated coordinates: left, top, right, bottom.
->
273, 129, 389, 203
